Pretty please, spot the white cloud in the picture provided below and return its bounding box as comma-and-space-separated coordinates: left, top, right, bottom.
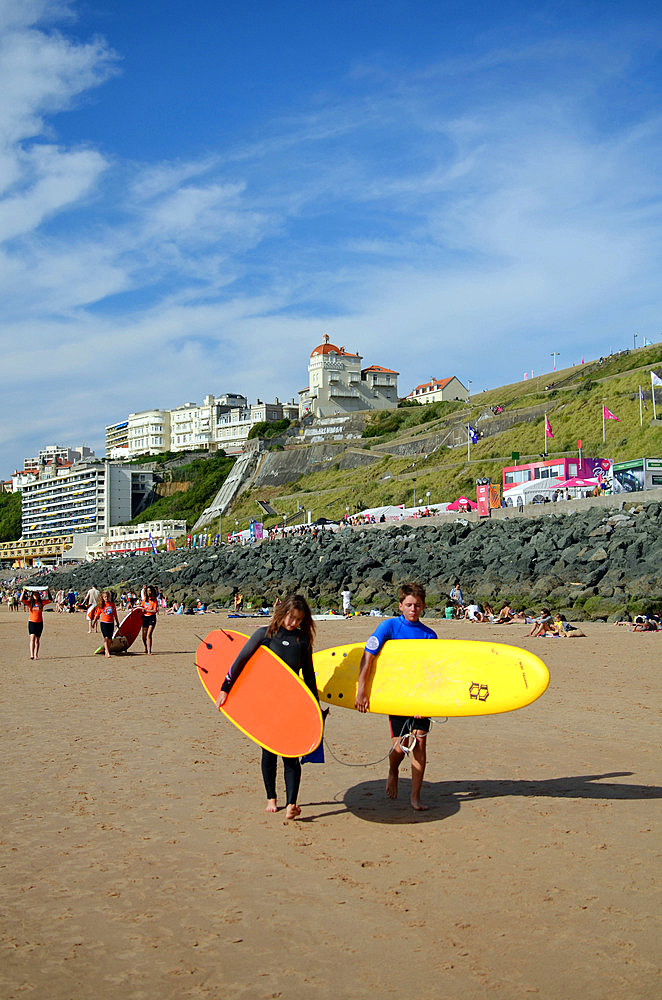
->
1, 1, 661, 473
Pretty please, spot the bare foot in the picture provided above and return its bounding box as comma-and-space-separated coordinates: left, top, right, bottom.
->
386, 767, 399, 799
265, 799, 278, 813
410, 798, 429, 811
285, 804, 301, 820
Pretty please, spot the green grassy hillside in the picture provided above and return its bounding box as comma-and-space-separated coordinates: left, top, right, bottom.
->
227, 346, 662, 530
130, 452, 235, 528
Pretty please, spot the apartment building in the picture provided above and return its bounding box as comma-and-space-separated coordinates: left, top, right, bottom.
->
106, 392, 296, 459
170, 393, 248, 452
127, 409, 171, 457
21, 463, 157, 539
105, 421, 129, 457
23, 444, 96, 469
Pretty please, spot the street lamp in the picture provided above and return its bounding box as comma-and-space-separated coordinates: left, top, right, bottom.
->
426, 490, 431, 509
551, 352, 560, 372
634, 332, 638, 349
467, 379, 472, 403
413, 477, 417, 508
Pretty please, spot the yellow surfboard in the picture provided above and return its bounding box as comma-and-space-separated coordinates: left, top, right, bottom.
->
313, 639, 550, 716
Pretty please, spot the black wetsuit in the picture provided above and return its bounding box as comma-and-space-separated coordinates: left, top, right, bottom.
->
221, 626, 318, 805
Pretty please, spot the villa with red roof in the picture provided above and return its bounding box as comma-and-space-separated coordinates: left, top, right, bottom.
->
298, 335, 399, 418
405, 376, 469, 405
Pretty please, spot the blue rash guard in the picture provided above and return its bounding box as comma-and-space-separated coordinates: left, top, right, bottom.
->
364, 614, 437, 736
364, 614, 437, 654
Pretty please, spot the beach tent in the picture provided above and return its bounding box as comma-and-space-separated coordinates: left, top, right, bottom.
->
446, 497, 478, 511
504, 479, 563, 506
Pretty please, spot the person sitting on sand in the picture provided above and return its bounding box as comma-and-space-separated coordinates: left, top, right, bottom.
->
552, 614, 586, 637
356, 582, 437, 812
465, 601, 484, 622
495, 603, 514, 623
528, 608, 555, 636
215, 594, 319, 821
630, 615, 659, 632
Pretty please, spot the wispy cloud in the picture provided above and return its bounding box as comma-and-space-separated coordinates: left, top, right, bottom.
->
1, 0, 661, 473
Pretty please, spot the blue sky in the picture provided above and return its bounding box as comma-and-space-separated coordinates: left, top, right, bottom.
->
1, 0, 661, 474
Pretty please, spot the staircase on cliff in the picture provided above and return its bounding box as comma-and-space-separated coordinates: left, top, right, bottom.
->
193, 445, 263, 530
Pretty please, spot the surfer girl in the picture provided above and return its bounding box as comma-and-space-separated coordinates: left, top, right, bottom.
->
215, 594, 319, 820
21, 587, 51, 660
96, 590, 120, 658
355, 582, 437, 811
141, 585, 159, 654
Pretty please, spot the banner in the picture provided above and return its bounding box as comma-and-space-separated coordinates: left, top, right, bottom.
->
603, 405, 620, 421
544, 415, 554, 438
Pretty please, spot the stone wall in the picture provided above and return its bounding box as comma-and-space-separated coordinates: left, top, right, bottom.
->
40, 499, 662, 621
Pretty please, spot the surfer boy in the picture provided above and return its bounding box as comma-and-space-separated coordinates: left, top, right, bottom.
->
215, 594, 319, 820
356, 582, 437, 811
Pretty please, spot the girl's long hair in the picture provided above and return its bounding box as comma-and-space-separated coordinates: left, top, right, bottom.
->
267, 593, 316, 647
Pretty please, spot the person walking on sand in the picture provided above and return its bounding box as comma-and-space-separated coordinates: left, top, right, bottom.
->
215, 594, 319, 820
355, 582, 437, 811
85, 584, 100, 633
96, 590, 120, 658
21, 587, 51, 659
141, 585, 158, 654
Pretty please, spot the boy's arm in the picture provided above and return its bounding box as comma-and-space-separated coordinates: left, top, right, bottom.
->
355, 650, 376, 712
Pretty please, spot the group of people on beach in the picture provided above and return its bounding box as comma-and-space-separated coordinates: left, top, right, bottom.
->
16, 583, 161, 659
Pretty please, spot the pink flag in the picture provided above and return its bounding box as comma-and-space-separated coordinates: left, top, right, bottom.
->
603, 405, 620, 421
545, 415, 554, 438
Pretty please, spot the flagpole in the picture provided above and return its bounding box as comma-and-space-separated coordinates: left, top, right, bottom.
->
639, 386, 643, 427
602, 400, 605, 444
653, 372, 658, 421
467, 424, 470, 462
544, 412, 548, 456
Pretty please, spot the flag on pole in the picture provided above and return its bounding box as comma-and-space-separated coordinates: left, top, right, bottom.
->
640, 387, 647, 410
644, 337, 652, 346
651, 369, 662, 387
545, 415, 554, 438
603, 405, 620, 421
467, 424, 478, 444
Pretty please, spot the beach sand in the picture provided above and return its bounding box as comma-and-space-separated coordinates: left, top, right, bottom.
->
1, 607, 659, 999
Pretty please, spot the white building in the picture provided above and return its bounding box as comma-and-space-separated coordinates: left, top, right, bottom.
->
170, 393, 248, 452
24, 444, 95, 469
298, 336, 399, 418
108, 393, 298, 459
21, 463, 157, 539
105, 421, 129, 458
126, 409, 171, 457
405, 376, 469, 404
87, 519, 187, 559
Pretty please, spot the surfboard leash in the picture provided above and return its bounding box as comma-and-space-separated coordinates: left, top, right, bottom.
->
323, 718, 446, 768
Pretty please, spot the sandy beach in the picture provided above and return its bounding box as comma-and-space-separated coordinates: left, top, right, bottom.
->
1, 606, 659, 999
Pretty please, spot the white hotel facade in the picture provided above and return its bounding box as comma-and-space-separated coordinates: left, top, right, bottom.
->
106, 394, 298, 458
21, 463, 156, 540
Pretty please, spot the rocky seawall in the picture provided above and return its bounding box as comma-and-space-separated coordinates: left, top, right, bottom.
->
40, 500, 662, 621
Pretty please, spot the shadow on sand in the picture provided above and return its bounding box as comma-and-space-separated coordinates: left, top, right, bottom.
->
303, 772, 662, 825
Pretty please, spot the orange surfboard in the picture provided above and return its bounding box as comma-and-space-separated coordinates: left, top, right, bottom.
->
195, 629, 323, 758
